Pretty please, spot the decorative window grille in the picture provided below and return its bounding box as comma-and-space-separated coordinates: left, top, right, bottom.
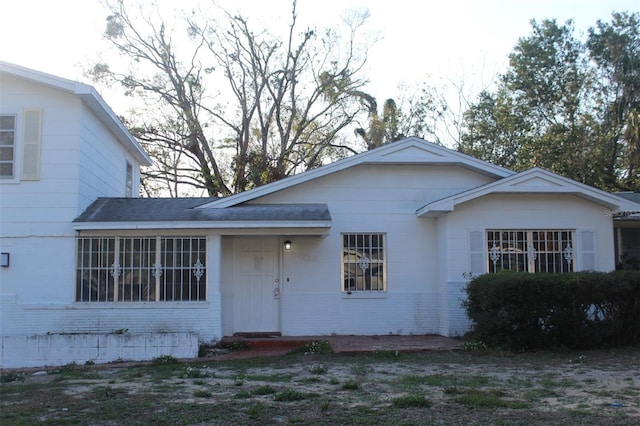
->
487, 230, 574, 273
76, 236, 206, 302
0, 115, 16, 178
342, 233, 385, 292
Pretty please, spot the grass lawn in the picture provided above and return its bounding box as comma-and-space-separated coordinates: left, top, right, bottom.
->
1, 345, 638, 425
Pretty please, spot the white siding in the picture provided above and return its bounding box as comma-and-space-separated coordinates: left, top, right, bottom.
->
240, 164, 494, 336
77, 104, 141, 210
444, 193, 615, 281
233, 168, 617, 338
0, 73, 153, 367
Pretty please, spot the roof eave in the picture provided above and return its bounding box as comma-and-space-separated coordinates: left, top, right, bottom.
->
73, 220, 332, 232
0, 61, 152, 167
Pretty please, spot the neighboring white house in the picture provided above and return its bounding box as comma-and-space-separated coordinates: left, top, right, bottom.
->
2, 62, 639, 368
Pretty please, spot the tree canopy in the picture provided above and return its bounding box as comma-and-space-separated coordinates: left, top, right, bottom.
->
458, 12, 640, 192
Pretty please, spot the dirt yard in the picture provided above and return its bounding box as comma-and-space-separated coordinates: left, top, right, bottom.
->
1, 345, 639, 425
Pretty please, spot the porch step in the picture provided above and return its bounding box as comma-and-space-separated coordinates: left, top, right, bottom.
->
221, 335, 313, 351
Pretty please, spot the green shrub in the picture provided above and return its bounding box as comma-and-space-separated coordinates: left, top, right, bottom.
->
152, 355, 180, 365
391, 394, 431, 408
463, 271, 640, 351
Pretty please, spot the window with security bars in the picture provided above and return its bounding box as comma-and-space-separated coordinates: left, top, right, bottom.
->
342, 233, 385, 292
487, 230, 574, 273
76, 236, 206, 302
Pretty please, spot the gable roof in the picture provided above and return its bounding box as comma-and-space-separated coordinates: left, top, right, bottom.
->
0, 61, 152, 166
417, 167, 635, 217
73, 197, 331, 232
199, 137, 515, 209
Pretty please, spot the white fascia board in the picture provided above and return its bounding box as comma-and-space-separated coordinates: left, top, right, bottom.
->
198, 152, 371, 208
417, 168, 627, 217
72, 220, 332, 231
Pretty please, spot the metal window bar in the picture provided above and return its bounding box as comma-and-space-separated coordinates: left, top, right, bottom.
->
76, 237, 114, 302
159, 237, 206, 301
161, 237, 173, 301
118, 237, 155, 302
342, 233, 384, 292
77, 236, 206, 303
488, 230, 574, 274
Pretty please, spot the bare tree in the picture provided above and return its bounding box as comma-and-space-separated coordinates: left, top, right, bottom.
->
89, 0, 372, 196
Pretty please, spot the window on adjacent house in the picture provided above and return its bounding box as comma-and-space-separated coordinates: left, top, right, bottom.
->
125, 161, 133, 197
0, 115, 16, 178
342, 233, 386, 292
487, 230, 574, 273
76, 236, 206, 302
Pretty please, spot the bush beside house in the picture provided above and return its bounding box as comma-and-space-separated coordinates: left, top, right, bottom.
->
463, 271, 640, 351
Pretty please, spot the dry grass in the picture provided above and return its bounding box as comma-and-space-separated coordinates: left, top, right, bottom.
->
1, 347, 639, 425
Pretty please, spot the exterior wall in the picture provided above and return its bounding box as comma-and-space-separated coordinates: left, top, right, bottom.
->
1, 333, 199, 369
77, 105, 142, 210
440, 193, 616, 335
227, 168, 617, 338
0, 234, 222, 367
0, 76, 143, 300
0, 75, 150, 367
244, 164, 494, 336
0, 75, 83, 237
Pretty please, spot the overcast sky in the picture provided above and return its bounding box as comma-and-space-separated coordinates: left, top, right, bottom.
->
1, 0, 637, 116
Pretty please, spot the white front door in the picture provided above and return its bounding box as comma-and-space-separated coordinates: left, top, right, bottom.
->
233, 237, 281, 333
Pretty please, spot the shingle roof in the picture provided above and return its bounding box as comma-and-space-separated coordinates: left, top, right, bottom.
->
73, 198, 331, 223
615, 192, 640, 204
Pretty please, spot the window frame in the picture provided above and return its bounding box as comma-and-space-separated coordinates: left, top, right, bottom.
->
0, 114, 17, 179
341, 232, 387, 293
76, 236, 207, 303
486, 229, 575, 273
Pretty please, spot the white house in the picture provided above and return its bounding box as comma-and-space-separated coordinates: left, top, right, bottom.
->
2, 62, 639, 368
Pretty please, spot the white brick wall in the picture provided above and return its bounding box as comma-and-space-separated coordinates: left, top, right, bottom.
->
0, 333, 199, 368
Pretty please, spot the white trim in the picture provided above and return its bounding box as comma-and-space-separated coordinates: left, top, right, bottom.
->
199, 137, 514, 209
73, 220, 332, 231
417, 167, 630, 216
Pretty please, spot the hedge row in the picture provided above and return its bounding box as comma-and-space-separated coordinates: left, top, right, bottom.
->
463, 271, 640, 351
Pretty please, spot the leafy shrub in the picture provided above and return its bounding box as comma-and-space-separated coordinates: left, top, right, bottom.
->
463, 271, 640, 351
